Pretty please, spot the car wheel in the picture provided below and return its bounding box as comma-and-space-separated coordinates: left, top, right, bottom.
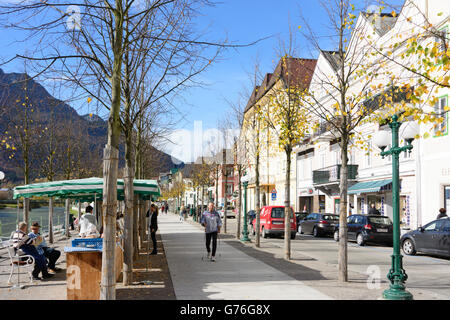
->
334, 230, 339, 242
356, 233, 365, 246
262, 227, 268, 238
402, 238, 416, 255
290, 233, 296, 240
313, 227, 319, 237
298, 225, 303, 234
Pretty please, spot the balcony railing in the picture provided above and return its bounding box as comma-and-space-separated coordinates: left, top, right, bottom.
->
313, 164, 358, 185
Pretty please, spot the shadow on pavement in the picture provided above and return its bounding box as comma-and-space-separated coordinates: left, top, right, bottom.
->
225, 239, 328, 282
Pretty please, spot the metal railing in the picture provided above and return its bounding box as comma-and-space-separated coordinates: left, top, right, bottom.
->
313, 164, 358, 185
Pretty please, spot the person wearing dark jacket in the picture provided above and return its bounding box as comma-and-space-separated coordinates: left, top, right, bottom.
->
437, 208, 448, 219
368, 203, 381, 215
147, 204, 159, 255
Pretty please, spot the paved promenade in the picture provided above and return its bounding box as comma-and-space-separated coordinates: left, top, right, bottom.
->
159, 213, 332, 300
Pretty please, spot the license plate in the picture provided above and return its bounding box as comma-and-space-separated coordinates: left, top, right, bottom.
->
377, 229, 388, 232
272, 221, 283, 225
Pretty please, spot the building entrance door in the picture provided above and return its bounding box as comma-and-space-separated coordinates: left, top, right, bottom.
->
299, 196, 312, 213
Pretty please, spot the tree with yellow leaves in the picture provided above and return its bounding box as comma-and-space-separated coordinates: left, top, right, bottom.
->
263, 54, 314, 260
298, 0, 405, 281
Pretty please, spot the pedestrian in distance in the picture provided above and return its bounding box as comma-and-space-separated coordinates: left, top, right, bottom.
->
147, 204, 159, 255
437, 208, 448, 219
368, 203, 381, 215
180, 204, 185, 221
200, 202, 222, 262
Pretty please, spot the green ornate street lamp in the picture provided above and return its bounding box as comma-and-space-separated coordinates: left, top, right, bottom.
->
241, 172, 250, 242
374, 115, 419, 300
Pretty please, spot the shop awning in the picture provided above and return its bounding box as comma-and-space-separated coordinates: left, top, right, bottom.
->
13, 177, 161, 200
348, 179, 392, 195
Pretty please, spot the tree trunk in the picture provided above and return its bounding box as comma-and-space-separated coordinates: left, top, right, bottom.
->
236, 169, 242, 239
223, 172, 227, 233
255, 155, 261, 247
139, 199, 145, 248
123, 162, 134, 285
100, 145, 119, 300
65, 199, 70, 237
215, 166, 219, 209
23, 198, 29, 226
284, 149, 291, 260
338, 132, 349, 282
133, 194, 139, 261
48, 197, 54, 244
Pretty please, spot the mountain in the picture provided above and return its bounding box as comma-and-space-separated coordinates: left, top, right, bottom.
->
0, 68, 182, 184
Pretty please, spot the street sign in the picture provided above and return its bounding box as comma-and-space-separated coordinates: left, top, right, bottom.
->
271, 188, 277, 201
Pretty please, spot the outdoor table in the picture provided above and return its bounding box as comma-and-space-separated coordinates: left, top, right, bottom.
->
65, 242, 123, 300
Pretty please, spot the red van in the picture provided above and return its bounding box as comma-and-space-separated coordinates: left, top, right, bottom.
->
251, 206, 297, 239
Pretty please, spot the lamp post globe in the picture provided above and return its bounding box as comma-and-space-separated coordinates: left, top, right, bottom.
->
400, 121, 420, 145
374, 129, 391, 152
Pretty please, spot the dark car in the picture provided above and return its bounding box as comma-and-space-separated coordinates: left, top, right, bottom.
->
333, 214, 393, 246
299, 213, 339, 237
401, 218, 450, 258
295, 212, 308, 232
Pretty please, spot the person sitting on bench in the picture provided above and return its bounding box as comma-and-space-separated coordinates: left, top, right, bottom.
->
29, 222, 61, 273
10, 222, 54, 281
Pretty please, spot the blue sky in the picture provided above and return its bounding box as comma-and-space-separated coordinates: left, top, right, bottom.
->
0, 0, 405, 162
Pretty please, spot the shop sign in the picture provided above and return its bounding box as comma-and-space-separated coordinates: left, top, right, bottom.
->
380, 196, 385, 215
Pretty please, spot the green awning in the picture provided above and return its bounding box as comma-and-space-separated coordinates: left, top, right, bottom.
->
13, 177, 161, 200
348, 179, 392, 195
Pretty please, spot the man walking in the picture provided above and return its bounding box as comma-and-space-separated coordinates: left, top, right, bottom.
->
200, 202, 222, 262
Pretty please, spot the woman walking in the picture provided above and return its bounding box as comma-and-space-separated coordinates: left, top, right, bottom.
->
148, 204, 159, 254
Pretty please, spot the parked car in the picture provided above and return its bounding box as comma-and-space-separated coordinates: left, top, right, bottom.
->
298, 213, 339, 237
252, 206, 296, 239
218, 206, 236, 219
295, 212, 308, 232
401, 217, 450, 258
333, 214, 393, 246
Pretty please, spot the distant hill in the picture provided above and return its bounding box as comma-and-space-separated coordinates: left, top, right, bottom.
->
0, 68, 182, 184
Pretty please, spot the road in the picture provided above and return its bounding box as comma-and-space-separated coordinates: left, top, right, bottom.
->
220, 216, 450, 299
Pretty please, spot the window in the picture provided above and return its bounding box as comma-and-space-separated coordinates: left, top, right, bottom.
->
323, 215, 339, 221
306, 213, 315, 220
445, 186, 450, 212
369, 216, 393, 225
348, 215, 356, 224
321, 153, 326, 168
226, 184, 233, 195
271, 207, 293, 218
443, 221, 450, 233
354, 215, 364, 225
434, 95, 448, 136
424, 219, 445, 232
